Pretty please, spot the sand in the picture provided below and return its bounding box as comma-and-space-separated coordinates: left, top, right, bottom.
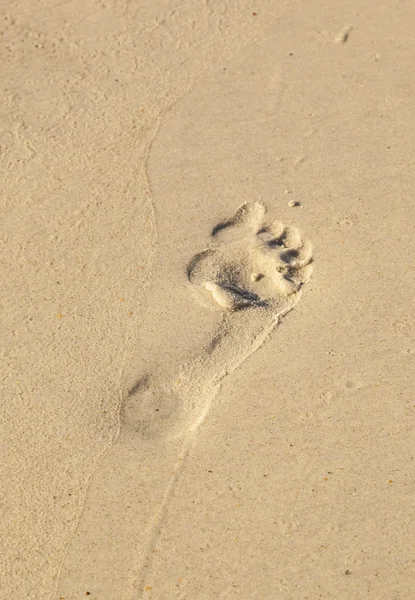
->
1, 1, 414, 599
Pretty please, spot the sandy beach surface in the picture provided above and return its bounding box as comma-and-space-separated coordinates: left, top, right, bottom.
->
1, 1, 414, 599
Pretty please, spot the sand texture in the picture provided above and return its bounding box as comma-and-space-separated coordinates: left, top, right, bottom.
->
1, 1, 414, 599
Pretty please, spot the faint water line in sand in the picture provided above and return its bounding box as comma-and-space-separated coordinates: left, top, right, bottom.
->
52, 87, 197, 597
51, 123, 159, 599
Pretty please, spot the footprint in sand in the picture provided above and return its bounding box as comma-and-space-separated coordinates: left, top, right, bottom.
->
122, 201, 313, 441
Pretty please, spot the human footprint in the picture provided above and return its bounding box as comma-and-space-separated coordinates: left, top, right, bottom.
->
122, 201, 314, 441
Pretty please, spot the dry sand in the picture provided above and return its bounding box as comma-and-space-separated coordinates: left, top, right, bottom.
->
1, 1, 414, 599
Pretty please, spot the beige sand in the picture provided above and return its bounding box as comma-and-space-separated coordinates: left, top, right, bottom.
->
1, 1, 414, 599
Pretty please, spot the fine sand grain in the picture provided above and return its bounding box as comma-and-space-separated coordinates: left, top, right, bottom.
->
1, 1, 414, 599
